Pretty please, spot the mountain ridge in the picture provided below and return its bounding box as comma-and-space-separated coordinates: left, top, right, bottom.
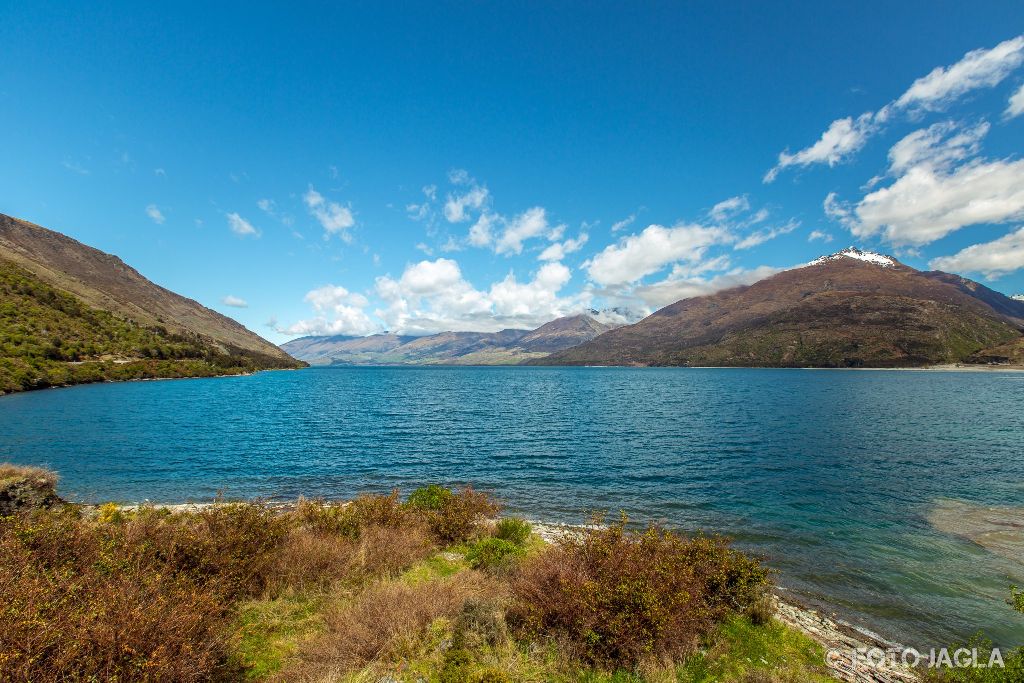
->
530, 248, 1024, 368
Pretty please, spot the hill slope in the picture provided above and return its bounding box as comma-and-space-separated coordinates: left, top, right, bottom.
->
0, 214, 303, 394
532, 248, 1024, 368
281, 314, 618, 365
0, 213, 295, 364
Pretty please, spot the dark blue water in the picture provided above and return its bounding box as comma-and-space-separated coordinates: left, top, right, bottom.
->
2, 366, 1023, 646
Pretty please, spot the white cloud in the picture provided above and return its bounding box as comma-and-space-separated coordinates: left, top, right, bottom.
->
280, 284, 378, 337
443, 185, 489, 222
929, 226, 1024, 277
764, 113, 876, 182
895, 35, 1024, 111
222, 295, 248, 308
374, 257, 581, 334
145, 204, 165, 225
808, 230, 833, 243
304, 186, 355, 241
849, 157, 1024, 246
539, 232, 589, 261
227, 212, 259, 237
496, 207, 561, 255
734, 220, 799, 250
709, 195, 750, 222
611, 214, 637, 232
886, 120, 988, 174
257, 198, 275, 213
766, 35, 1024, 181
585, 223, 731, 286
1007, 83, 1024, 119
467, 213, 495, 247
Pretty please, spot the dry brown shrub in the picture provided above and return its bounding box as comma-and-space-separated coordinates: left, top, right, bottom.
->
269, 524, 434, 593
508, 519, 769, 668
0, 462, 58, 486
279, 572, 502, 679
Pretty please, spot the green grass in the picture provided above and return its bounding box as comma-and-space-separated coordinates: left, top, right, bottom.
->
233, 592, 326, 679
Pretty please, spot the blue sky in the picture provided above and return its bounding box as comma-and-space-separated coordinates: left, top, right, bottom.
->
2, 2, 1024, 342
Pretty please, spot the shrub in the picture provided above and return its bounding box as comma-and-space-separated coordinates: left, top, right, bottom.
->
421, 486, 501, 544
745, 592, 775, 626
279, 572, 500, 677
268, 524, 434, 592
508, 518, 769, 668
407, 484, 454, 511
296, 491, 412, 539
494, 517, 532, 546
466, 537, 526, 571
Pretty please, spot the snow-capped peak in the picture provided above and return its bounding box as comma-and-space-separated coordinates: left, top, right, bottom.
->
808, 246, 897, 268
1012, 294, 1024, 302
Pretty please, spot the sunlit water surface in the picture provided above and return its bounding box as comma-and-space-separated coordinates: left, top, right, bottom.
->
2, 366, 1023, 646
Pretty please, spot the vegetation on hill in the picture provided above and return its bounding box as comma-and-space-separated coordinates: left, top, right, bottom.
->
0, 467, 842, 682
0, 259, 298, 394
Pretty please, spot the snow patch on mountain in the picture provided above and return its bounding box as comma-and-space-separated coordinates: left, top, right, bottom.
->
807, 247, 897, 268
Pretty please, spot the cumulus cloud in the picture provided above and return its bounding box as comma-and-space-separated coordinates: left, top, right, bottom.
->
280, 284, 378, 336
585, 223, 731, 286
227, 212, 259, 237
766, 35, 1024, 181
304, 186, 355, 241
145, 204, 165, 225
222, 295, 248, 308
539, 232, 589, 261
929, 226, 1024, 277
373, 257, 581, 334
495, 207, 562, 255
444, 184, 489, 222
1007, 83, 1024, 119
886, 120, 989, 174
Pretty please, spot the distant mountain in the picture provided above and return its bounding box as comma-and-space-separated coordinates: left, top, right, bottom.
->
531, 248, 1024, 368
0, 213, 303, 393
281, 314, 619, 365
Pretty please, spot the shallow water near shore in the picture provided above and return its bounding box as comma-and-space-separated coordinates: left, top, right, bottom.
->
2, 366, 1023, 646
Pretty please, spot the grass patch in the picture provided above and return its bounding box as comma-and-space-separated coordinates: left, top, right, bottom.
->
233, 592, 325, 679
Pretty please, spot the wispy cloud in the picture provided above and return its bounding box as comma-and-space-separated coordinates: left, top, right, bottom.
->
145, 204, 165, 225
930, 226, 1024, 277
227, 212, 259, 237
222, 295, 248, 308
61, 159, 89, 175
304, 185, 355, 241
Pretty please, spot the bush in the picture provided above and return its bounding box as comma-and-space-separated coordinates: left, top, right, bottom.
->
407, 484, 454, 511
508, 518, 769, 668
420, 486, 501, 544
467, 537, 526, 571
296, 492, 411, 539
494, 517, 532, 546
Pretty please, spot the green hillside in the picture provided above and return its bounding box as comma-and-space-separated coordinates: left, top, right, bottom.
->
0, 259, 291, 394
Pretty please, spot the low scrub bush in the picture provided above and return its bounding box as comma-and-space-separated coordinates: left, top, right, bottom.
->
416, 485, 501, 544
509, 518, 769, 668
269, 524, 434, 592
279, 572, 501, 678
407, 484, 454, 510
467, 537, 526, 571
494, 517, 532, 546
296, 491, 412, 539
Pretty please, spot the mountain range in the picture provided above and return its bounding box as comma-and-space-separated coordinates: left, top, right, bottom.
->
531, 248, 1024, 368
0, 212, 302, 393
281, 314, 618, 365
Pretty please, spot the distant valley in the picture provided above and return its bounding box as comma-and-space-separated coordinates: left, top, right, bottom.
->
281, 313, 618, 365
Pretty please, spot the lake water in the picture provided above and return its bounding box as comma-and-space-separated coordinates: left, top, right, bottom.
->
2, 366, 1023, 647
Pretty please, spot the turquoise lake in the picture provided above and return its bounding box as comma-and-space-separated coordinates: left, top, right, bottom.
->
2, 366, 1023, 647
